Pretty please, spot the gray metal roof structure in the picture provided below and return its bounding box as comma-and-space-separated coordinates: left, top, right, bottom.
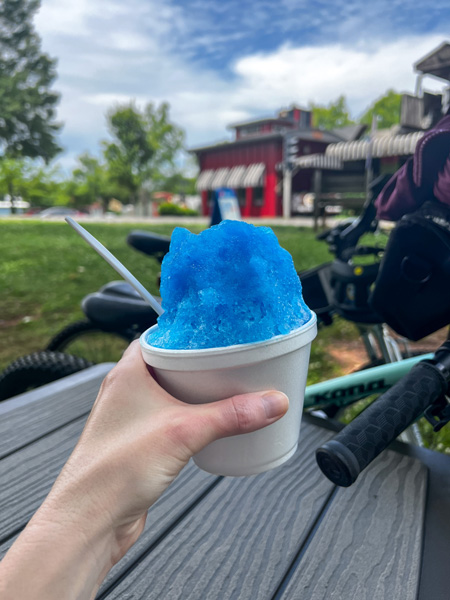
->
415, 42, 450, 82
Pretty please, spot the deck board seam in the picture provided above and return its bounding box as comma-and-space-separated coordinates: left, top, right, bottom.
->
0, 412, 91, 461
271, 485, 338, 600
96, 477, 224, 600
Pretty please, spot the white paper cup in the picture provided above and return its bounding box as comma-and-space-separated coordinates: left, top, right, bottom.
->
140, 313, 317, 476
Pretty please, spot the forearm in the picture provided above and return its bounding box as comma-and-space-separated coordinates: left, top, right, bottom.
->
0, 496, 115, 600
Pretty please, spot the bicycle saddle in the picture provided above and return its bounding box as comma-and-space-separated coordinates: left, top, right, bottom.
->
82, 287, 160, 328
127, 230, 171, 261
98, 280, 142, 298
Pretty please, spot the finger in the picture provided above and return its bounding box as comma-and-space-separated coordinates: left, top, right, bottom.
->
115, 339, 155, 379
180, 390, 289, 455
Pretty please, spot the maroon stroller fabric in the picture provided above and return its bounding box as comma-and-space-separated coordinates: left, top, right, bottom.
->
376, 115, 450, 221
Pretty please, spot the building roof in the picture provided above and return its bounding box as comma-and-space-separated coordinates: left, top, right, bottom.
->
227, 116, 294, 129
325, 131, 424, 161
331, 123, 367, 142
190, 128, 339, 154
415, 42, 450, 82
190, 132, 283, 153
291, 129, 343, 144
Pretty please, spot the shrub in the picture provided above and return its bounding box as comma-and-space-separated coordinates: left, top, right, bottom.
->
158, 202, 199, 216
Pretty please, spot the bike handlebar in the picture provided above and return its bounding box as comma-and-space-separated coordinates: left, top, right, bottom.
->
316, 354, 450, 487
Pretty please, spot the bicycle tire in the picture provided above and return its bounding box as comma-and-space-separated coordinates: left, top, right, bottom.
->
0, 351, 94, 401
46, 320, 136, 363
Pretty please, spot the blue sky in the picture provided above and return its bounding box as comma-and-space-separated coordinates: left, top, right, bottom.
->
35, 0, 450, 172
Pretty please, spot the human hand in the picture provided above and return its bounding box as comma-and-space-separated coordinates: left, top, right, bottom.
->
0, 340, 288, 600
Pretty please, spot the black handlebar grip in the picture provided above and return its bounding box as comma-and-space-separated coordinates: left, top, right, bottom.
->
316, 361, 447, 487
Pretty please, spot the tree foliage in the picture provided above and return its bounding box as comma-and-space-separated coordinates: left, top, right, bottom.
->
359, 89, 402, 130
310, 95, 355, 130
0, 0, 62, 161
0, 157, 67, 209
103, 101, 185, 202
69, 153, 118, 209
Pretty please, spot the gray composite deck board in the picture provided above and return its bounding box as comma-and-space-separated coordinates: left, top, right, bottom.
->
278, 449, 427, 600
0, 417, 89, 543
98, 465, 217, 596
0, 399, 216, 560
0, 364, 113, 458
0, 459, 216, 562
102, 423, 335, 600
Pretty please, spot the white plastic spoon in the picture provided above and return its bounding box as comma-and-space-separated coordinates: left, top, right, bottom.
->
65, 217, 164, 316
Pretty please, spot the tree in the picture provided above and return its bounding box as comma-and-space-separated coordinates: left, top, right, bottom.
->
0, 158, 66, 210
310, 96, 355, 130
70, 153, 117, 210
359, 89, 402, 130
0, 0, 62, 161
103, 101, 185, 203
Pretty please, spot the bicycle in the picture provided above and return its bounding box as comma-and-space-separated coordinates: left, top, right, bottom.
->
0, 189, 429, 400
311, 338, 450, 486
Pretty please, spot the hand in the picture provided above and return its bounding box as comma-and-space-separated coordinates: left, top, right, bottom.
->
0, 340, 288, 600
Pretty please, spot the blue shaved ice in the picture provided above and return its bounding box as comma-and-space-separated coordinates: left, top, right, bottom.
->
147, 220, 312, 349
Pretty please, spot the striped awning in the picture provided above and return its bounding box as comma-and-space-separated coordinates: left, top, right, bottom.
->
325, 131, 424, 162
209, 167, 230, 189
295, 154, 344, 170
196, 169, 215, 190
242, 163, 265, 187
227, 165, 247, 188
196, 163, 266, 191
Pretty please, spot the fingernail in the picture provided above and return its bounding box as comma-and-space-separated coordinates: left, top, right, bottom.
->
261, 392, 288, 419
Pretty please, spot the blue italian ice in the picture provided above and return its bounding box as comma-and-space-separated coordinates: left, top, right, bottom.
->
147, 220, 312, 349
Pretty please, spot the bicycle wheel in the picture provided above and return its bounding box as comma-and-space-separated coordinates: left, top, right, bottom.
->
46, 320, 135, 363
0, 351, 94, 401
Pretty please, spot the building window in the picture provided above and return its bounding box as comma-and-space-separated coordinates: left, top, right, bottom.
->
240, 125, 262, 137
252, 187, 264, 206
207, 190, 215, 205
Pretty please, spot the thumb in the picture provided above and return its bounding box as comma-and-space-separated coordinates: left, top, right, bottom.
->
183, 390, 289, 456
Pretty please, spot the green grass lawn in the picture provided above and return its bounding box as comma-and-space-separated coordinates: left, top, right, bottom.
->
2, 218, 447, 452
0, 219, 347, 375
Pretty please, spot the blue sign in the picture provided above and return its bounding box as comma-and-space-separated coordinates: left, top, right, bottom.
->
211, 188, 241, 225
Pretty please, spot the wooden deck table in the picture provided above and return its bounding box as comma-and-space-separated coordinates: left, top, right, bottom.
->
1, 364, 450, 600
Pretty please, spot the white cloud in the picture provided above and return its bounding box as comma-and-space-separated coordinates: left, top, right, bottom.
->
34, 1, 449, 170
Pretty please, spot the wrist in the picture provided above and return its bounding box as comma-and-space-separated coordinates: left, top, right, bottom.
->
0, 476, 117, 600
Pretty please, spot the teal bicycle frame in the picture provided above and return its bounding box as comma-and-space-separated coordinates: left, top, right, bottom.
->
304, 352, 434, 411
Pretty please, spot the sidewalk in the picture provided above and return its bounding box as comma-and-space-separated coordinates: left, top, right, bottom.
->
11, 215, 339, 228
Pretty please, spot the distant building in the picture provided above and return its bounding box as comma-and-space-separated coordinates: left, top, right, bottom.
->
190, 106, 342, 218
191, 42, 450, 220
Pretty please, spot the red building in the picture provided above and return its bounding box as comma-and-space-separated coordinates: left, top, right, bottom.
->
191, 106, 341, 218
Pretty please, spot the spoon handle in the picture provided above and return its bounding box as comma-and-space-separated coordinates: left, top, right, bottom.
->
65, 217, 164, 316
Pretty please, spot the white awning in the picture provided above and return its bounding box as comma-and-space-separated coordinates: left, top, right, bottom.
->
196, 169, 215, 190
242, 163, 265, 187
325, 131, 424, 161
196, 163, 266, 190
209, 167, 230, 189
227, 165, 247, 188
295, 154, 344, 170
